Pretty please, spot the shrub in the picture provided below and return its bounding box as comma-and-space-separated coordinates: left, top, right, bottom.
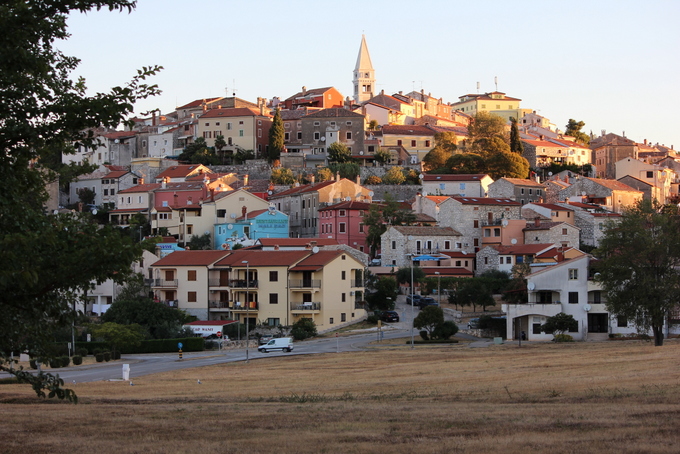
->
103, 351, 111, 362
29, 358, 38, 369
553, 334, 574, 342
60, 356, 70, 367
77, 348, 89, 357
72, 355, 82, 365
111, 350, 121, 360
432, 321, 459, 340
291, 318, 317, 341
366, 314, 380, 325
49, 358, 61, 368
419, 330, 429, 341
95, 353, 104, 362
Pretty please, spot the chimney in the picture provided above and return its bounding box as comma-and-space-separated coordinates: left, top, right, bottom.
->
564, 174, 569, 184
644, 139, 647, 145
274, 245, 280, 250
356, 175, 361, 185
336, 171, 340, 181
242, 205, 247, 219
152, 111, 157, 126
139, 177, 144, 185
310, 175, 315, 184
244, 174, 249, 186
210, 188, 215, 202
302, 86, 307, 95
161, 178, 167, 189
534, 217, 541, 227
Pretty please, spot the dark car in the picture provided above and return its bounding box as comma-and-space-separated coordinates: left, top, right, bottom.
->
418, 297, 439, 309
406, 294, 422, 305
380, 310, 400, 323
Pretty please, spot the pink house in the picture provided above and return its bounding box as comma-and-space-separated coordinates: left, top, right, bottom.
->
318, 200, 373, 254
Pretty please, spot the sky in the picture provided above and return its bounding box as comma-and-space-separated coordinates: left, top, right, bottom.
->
58, 0, 680, 149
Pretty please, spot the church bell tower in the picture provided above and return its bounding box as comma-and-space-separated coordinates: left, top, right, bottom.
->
353, 35, 375, 104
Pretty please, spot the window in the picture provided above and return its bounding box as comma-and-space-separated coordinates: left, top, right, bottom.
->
239, 130, 244, 137
341, 313, 346, 322
521, 188, 525, 194
569, 269, 578, 280
617, 315, 628, 327
562, 228, 568, 235
103, 189, 108, 196
269, 271, 278, 282
227, 122, 232, 130
359, 224, 364, 233
346, 131, 352, 140
187, 291, 197, 303
568, 292, 579, 304
494, 228, 501, 237
646, 171, 653, 178
239, 120, 244, 125
392, 241, 396, 249
341, 271, 346, 280
269, 293, 278, 304
499, 257, 504, 264
284, 132, 290, 141
341, 293, 346, 302
397, 140, 402, 146
314, 121, 320, 126
533, 323, 542, 335
203, 131, 211, 139
339, 223, 346, 233
267, 318, 280, 327
111, 189, 115, 195
425, 140, 431, 147
455, 260, 461, 266
314, 132, 320, 140
474, 220, 479, 228
297, 132, 302, 140
330, 317, 334, 324
411, 140, 417, 147
187, 270, 197, 281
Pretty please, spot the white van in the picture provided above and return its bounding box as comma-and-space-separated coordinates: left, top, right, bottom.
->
257, 337, 294, 353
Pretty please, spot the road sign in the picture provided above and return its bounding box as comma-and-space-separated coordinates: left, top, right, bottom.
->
216, 331, 222, 338
177, 342, 183, 349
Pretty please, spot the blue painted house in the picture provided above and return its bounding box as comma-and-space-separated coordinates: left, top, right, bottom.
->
215, 208, 289, 250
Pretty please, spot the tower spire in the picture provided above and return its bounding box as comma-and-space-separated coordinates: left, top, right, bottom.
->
353, 34, 375, 104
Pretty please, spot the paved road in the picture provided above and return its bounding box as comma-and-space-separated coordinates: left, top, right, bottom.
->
2, 295, 491, 384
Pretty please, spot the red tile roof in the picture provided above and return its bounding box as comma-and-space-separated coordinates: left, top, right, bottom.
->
156, 165, 212, 180
119, 183, 161, 194
423, 174, 489, 182
236, 209, 268, 221
584, 177, 641, 192
497, 178, 546, 188
103, 170, 130, 179
528, 203, 573, 211
494, 244, 554, 255
289, 250, 344, 271
381, 125, 435, 136
176, 97, 222, 110
152, 250, 230, 267
214, 250, 310, 267
200, 107, 264, 119
317, 200, 373, 212
256, 238, 339, 247
452, 197, 521, 206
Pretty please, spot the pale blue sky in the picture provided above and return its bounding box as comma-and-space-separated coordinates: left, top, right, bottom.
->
59, 0, 680, 148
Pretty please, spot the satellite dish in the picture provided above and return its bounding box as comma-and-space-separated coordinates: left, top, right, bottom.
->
52, 209, 59, 215
527, 282, 535, 290
267, 190, 273, 195
345, 196, 351, 201
227, 224, 233, 230
548, 172, 553, 176
368, 191, 374, 197
114, 139, 120, 143
91, 209, 98, 215
221, 243, 229, 250
230, 213, 237, 219
419, 174, 424, 179
359, 151, 364, 155
584, 304, 592, 312
204, 231, 210, 235
501, 219, 509, 227
581, 191, 586, 196
510, 238, 517, 244
311, 246, 319, 254
320, 137, 326, 142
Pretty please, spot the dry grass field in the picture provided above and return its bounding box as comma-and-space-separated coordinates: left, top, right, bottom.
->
2, 339, 680, 454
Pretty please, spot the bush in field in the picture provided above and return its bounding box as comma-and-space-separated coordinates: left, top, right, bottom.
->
72, 355, 82, 365
291, 318, 317, 341
95, 353, 104, 363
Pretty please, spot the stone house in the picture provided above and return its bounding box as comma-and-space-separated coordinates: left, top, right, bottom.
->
300, 108, 366, 166
487, 178, 546, 204
559, 202, 621, 248
523, 218, 580, 249
476, 243, 557, 276
380, 225, 463, 268
420, 174, 493, 197
411, 194, 450, 224
437, 197, 522, 254
522, 202, 576, 225
556, 176, 642, 213
615, 157, 675, 204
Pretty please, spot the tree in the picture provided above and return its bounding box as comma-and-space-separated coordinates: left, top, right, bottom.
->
373, 148, 391, 165
91, 322, 144, 355
0, 0, 161, 401
450, 278, 495, 312
565, 119, 590, 145
509, 117, 524, 155
365, 276, 398, 311
291, 318, 317, 341
329, 162, 360, 181
423, 132, 457, 172
214, 134, 227, 163
78, 187, 96, 206
414, 306, 445, 339
466, 111, 508, 155
327, 142, 353, 164
187, 232, 212, 250
396, 266, 426, 289
315, 167, 334, 182
541, 313, 578, 336
445, 153, 486, 174
502, 263, 531, 304
382, 166, 406, 185
364, 175, 382, 185
178, 137, 219, 165
485, 149, 530, 179
270, 168, 297, 185
268, 108, 284, 163
234, 149, 254, 164
367, 119, 379, 130
594, 199, 680, 346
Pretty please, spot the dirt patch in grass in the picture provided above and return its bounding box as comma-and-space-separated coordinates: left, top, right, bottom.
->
1, 340, 679, 453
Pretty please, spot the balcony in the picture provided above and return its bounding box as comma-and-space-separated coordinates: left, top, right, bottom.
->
289, 279, 321, 289
481, 219, 503, 226
291, 302, 321, 313
208, 301, 230, 310
209, 279, 230, 287
351, 279, 364, 288
230, 279, 259, 289
231, 302, 259, 312
153, 279, 178, 288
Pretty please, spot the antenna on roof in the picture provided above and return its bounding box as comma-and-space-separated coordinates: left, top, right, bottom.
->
494, 76, 498, 91
476, 81, 480, 93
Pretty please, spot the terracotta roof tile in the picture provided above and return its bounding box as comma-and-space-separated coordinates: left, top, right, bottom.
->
152, 250, 230, 267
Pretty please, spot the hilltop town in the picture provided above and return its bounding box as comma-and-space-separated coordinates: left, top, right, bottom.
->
53, 36, 680, 342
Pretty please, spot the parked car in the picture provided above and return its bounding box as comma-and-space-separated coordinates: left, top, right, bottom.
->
418, 297, 439, 309
380, 310, 400, 322
258, 337, 294, 353
258, 334, 275, 345
467, 318, 479, 329
406, 294, 422, 305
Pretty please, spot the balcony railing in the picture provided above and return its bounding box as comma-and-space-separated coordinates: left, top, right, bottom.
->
230, 279, 259, 289
289, 279, 321, 289
153, 279, 178, 288
351, 279, 364, 288
160, 300, 180, 308
291, 302, 321, 311
231, 302, 259, 311
208, 301, 230, 309
481, 219, 503, 226
209, 279, 230, 287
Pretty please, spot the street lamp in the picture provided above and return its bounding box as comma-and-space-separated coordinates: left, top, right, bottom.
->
435, 272, 441, 305
242, 260, 249, 363
407, 253, 415, 349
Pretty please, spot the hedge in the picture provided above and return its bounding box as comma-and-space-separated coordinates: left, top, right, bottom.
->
51, 337, 204, 356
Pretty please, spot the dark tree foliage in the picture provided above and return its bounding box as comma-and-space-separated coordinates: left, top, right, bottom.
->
509, 117, 524, 155
363, 193, 415, 258
541, 313, 578, 335
0, 0, 161, 401
565, 119, 590, 145
594, 199, 680, 346
267, 108, 284, 163
327, 142, 353, 164
291, 318, 317, 340
365, 276, 398, 311
414, 306, 445, 338
178, 137, 219, 165
187, 232, 212, 250
449, 278, 495, 312
329, 162, 360, 181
